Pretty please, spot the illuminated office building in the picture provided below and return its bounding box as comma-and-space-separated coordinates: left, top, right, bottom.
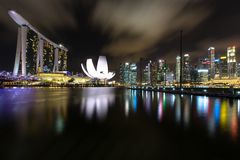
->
227, 46, 237, 78
129, 63, 137, 85
214, 59, 220, 79
197, 58, 210, 81
166, 72, 174, 83
148, 60, 158, 86
199, 58, 210, 69
198, 69, 209, 82
143, 65, 150, 84
237, 63, 240, 77
157, 59, 166, 82
183, 54, 191, 82
120, 63, 130, 84
175, 56, 181, 82
219, 56, 228, 78
119, 63, 137, 85
208, 47, 215, 79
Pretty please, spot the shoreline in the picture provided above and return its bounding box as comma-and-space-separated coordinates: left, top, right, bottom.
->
0, 84, 119, 88
128, 87, 240, 99
2, 84, 240, 99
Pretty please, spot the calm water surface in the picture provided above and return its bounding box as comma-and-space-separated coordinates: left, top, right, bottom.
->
0, 87, 240, 160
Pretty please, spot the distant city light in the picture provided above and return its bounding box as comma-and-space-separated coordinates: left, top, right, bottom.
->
198, 69, 208, 73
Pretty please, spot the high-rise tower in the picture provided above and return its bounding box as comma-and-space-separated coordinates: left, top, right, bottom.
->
175, 56, 181, 82
227, 46, 237, 78
208, 47, 215, 79
183, 54, 191, 82
119, 62, 137, 85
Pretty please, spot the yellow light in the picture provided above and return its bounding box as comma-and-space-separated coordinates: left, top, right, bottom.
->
220, 100, 228, 132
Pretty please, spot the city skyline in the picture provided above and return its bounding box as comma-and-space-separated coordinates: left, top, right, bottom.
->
1, 1, 240, 72
3, 9, 240, 85
2, 2, 240, 159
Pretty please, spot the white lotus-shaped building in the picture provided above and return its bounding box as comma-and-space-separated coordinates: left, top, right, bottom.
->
81, 56, 115, 80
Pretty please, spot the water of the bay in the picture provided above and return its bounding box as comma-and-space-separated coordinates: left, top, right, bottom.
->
0, 87, 240, 160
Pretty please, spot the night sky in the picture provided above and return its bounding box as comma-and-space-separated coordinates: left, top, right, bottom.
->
0, 0, 240, 73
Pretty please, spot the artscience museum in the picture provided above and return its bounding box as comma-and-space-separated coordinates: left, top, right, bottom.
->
81, 56, 115, 80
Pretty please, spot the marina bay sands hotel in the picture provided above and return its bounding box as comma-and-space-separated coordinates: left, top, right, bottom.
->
9, 10, 68, 76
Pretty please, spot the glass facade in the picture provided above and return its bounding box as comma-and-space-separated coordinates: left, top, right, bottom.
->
227, 46, 237, 78
175, 56, 181, 82
26, 29, 38, 75
208, 47, 215, 79
58, 49, 68, 71
119, 63, 137, 85
43, 41, 54, 72
183, 54, 191, 82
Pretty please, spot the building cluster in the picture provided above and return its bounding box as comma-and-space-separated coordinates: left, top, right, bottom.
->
190, 46, 239, 82
119, 58, 174, 86
119, 46, 240, 86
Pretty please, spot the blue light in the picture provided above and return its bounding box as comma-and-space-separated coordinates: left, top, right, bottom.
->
132, 91, 137, 112
214, 99, 221, 126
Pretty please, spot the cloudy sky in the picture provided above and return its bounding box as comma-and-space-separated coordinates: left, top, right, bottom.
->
0, 0, 240, 72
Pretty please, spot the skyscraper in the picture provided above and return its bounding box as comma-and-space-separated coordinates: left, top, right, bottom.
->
143, 65, 150, 84
157, 59, 166, 82
129, 63, 137, 85
227, 46, 237, 78
120, 63, 130, 84
183, 54, 191, 82
208, 47, 215, 79
119, 63, 137, 85
197, 58, 210, 82
214, 58, 220, 79
175, 56, 181, 82
148, 60, 158, 86
219, 56, 228, 78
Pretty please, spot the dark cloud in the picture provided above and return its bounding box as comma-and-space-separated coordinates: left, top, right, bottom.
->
0, 0, 78, 32
0, 0, 240, 72
91, 0, 212, 58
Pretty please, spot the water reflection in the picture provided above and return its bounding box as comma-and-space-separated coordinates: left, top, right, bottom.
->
124, 90, 138, 116
0, 88, 69, 135
175, 95, 181, 124
1, 88, 240, 142
158, 94, 163, 121
80, 88, 115, 121
183, 97, 190, 127
123, 89, 240, 141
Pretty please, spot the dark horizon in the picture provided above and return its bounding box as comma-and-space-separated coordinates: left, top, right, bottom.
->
1, 0, 240, 73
